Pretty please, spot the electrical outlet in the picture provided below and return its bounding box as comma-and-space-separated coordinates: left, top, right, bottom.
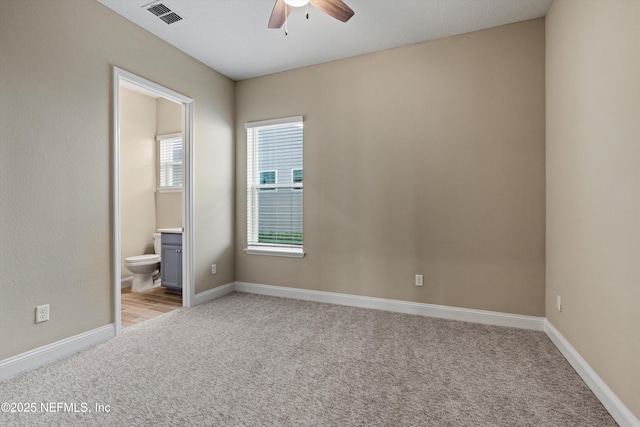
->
36, 304, 49, 323
556, 295, 562, 312
211, 264, 217, 275
415, 274, 424, 287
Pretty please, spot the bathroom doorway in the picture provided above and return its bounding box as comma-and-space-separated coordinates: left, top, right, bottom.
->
112, 67, 194, 334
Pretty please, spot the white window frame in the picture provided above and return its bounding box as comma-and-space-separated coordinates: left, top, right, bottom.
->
245, 116, 305, 258
157, 132, 183, 192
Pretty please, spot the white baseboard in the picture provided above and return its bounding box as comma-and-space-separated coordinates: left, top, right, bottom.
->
234, 282, 545, 331
193, 282, 235, 306
0, 324, 115, 382
544, 321, 639, 427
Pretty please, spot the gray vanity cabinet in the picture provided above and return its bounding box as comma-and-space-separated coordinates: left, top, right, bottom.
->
161, 232, 182, 295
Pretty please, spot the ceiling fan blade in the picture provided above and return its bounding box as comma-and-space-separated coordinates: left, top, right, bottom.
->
268, 0, 292, 28
309, 0, 355, 23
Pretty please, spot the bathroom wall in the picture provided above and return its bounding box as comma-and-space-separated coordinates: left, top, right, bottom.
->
155, 98, 182, 230
120, 91, 183, 277
120, 87, 158, 277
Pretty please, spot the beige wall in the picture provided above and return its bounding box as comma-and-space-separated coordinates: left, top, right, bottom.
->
0, 0, 235, 360
155, 192, 182, 230
120, 88, 157, 276
155, 98, 182, 229
546, 0, 640, 418
156, 98, 182, 136
236, 19, 546, 316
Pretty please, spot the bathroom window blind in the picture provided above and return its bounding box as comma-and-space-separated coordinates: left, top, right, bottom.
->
246, 116, 303, 255
158, 134, 182, 189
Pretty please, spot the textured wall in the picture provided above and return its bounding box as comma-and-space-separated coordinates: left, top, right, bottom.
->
155, 98, 182, 230
546, 0, 640, 418
120, 88, 157, 276
236, 19, 546, 316
0, 0, 234, 360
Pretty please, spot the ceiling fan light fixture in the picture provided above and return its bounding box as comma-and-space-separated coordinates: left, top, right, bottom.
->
284, 0, 310, 7
268, 0, 354, 30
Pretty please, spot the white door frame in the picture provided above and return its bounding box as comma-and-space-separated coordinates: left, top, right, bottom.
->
112, 67, 195, 335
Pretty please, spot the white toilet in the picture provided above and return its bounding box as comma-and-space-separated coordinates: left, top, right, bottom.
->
125, 233, 162, 293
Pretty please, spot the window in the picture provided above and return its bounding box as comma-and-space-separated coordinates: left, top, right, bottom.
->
157, 133, 182, 190
259, 170, 277, 190
292, 169, 303, 190
246, 116, 304, 258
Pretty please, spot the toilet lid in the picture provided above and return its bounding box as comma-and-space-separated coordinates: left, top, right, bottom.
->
125, 254, 160, 265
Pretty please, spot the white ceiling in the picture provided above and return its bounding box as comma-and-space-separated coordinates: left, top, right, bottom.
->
97, 0, 553, 81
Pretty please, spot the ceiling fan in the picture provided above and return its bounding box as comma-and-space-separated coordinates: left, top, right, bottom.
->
268, 0, 355, 32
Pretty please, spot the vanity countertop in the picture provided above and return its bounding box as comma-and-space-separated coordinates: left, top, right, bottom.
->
158, 228, 182, 234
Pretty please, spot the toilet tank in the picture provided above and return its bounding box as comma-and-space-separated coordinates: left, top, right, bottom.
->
153, 233, 162, 255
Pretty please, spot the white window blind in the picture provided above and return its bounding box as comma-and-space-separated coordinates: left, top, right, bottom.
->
158, 134, 182, 189
246, 116, 304, 257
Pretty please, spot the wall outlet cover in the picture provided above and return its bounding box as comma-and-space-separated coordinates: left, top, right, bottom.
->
36, 304, 49, 323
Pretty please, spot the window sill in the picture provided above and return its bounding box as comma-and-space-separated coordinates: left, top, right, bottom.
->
156, 187, 182, 193
245, 246, 305, 258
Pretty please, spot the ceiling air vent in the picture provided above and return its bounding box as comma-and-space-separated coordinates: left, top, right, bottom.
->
160, 12, 182, 24
146, 3, 183, 25
147, 3, 170, 16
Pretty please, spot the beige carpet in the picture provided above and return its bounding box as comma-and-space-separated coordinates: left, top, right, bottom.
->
0, 292, 615, 426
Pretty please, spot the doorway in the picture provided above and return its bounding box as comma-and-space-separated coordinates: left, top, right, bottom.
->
112, 67, 194, 335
